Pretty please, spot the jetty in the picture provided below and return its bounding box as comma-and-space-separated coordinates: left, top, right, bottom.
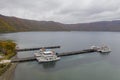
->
11, 49, 96, 62
58, 49, 95, 57
16, 46, 60, 52
11, 57, 36, 62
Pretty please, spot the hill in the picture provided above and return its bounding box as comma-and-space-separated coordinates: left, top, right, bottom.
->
67, 21, 120, 31
0, 14, 66, 33
0, 14, 120, 32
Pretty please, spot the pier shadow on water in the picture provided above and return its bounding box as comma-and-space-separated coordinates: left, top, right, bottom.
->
40, 61, 56, 69
99, 52, 110, 56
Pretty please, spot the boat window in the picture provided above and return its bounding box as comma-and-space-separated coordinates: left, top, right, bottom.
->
44, 53, 51, 55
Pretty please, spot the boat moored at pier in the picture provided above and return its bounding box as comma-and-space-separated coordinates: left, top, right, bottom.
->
97, 45, 111, 53
91, 45, 111, 53
34, 48, 60, 62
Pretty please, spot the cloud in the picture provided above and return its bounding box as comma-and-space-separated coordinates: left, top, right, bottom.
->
0, 0, 120, 23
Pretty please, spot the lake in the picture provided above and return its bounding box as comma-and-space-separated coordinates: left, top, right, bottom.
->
0, 31, 120, 80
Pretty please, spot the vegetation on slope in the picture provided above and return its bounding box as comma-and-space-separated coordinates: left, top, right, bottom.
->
0, 18, 16, 33
0, 14, 67, 33
0, 40, 16, 57
0, 40, 16, 76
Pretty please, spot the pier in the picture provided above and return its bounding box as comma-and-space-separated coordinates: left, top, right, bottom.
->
16, 46, 60, 52
57, 49, 96, 57
11, 49, 96, 62
11, 57, 36, 62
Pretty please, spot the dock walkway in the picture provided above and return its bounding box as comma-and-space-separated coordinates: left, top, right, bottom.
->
58, 49, 95, 56
16, 46, 60, 52
11, 57, 36, 62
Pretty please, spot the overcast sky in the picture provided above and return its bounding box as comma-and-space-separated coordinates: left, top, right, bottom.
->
0, 0, 120, 23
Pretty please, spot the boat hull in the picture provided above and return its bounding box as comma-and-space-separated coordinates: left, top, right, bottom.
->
36, 57, 60, 63
98, 50, 111, 53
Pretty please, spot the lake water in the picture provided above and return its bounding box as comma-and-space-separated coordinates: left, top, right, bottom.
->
0, 32, 120, 80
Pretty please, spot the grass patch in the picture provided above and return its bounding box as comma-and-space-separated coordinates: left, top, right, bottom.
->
3, 52, 16, 59
0, 52, 16, 61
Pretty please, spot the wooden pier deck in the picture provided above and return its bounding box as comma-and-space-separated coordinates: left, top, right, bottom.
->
57, 49, 96, 57
11, 57, 36, 62
16, 46, 60, 52
11, 49, 96, 62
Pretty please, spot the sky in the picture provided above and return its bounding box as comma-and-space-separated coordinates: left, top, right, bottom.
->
0, 0, 120, 24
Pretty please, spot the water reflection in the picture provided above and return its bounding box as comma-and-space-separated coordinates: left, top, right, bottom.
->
99, 52, 110, 56
50, 55, 106, 71
40, 61, 56, 69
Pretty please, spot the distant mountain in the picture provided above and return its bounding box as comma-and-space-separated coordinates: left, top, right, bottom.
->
67, 21, 120, 31
0, 14, 120, 33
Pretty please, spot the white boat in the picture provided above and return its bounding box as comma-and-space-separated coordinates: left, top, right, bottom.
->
97, 45, 111, 53
90, 46, 99, 50
34, 49, 60, 62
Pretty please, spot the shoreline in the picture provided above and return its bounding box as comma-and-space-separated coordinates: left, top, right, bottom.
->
0, 63, 17, 80
0, 55, 18, 80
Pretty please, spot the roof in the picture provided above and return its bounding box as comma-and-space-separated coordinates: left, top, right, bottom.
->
44, 51, 53, 54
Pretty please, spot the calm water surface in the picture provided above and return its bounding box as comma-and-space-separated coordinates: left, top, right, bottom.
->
0, 32, 120, 80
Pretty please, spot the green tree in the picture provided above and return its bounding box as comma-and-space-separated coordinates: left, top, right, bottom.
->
0, 40, 16, 55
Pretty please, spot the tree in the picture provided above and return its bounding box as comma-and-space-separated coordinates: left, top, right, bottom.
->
0, 40, 16, 55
